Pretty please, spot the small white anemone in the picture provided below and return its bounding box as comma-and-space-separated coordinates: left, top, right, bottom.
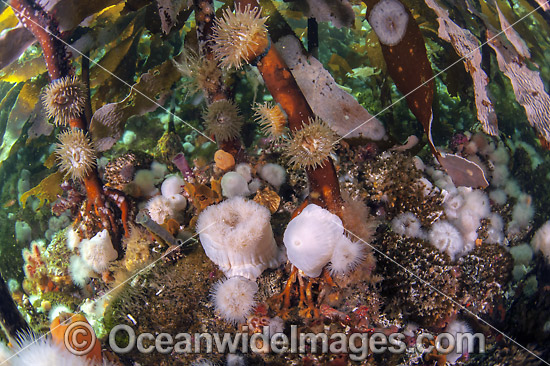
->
391, 212, 423, 238
259, 163, 286, 189
197, 197, 282, 280
283, 204, 344, 277
428, 220, 464, 261
146, 195, 175, 224
80, 229, 118, 273
221, 172, 251, 198
161, 175, 185, 197
328, 236, 365, 276
211, 276, 258, 325
532, 221, 550, 263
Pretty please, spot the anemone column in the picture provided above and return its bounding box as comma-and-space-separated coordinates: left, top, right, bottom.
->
10, 0, 119, 239
232, 0, 343, 215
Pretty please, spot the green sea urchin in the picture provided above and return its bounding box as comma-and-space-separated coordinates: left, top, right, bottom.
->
42, 76, 86, 126
253, 102, 287, 142
211, 5, 269, 69
56, 129, 96, 181
284, 117, 338, 170
203, 100, 243, 142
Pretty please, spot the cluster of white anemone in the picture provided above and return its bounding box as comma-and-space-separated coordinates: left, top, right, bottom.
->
197, 197, 284, 324
283, 204, 365, 278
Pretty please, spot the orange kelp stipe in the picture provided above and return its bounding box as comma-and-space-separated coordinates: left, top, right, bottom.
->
235, 0, 342, 215
50, 312, 102, 362
364, 0, 488, 188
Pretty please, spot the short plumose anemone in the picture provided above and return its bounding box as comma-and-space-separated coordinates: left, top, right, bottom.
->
211, 4, 269, 69
196, 197, 282, 280
283, 204, 364, 277
42, 75, 86, 126
284, 117, 338, 170
369, 0, 409, 46
203, 100, 244, 142
56, 129, 96, 181
253, 102, 287, 142
211, 276, 258, 325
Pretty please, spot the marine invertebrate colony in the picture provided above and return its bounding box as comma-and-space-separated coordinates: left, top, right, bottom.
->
55, 129, 96, 182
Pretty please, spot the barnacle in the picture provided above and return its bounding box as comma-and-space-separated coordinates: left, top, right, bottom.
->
284, 117, 338, 170
42, 75, 86, 126
211, 5, 269, 69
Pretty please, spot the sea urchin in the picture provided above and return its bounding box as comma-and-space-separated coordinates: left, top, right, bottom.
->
211, 5, 269, 69
284, 117, 338, 170
42, 75, 86, 126
203, 100, 244, 142
253, 102, 287, 142
56, 129, 96, 181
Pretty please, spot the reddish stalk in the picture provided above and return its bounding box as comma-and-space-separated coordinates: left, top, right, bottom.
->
11, 0, 120, 239
234, 0, 342, 215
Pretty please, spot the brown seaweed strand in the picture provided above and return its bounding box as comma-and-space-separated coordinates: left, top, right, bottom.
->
235, 0, 342, 216
10, 0, 121, 241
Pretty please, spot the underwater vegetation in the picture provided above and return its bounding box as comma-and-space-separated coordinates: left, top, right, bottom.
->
1, 0, 550, 365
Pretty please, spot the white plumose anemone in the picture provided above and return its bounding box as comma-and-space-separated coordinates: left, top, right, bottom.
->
146, 195, 174, 224
283, 204, 344, 277
197, 197, 282, 280
211, 276, 258, 325
428, 221, 464, 261
369, 0, 409, 46
328, 236, 365, 276
161, 175, 185, 197
391, 212, 423, 238
80, 229, 118, 273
